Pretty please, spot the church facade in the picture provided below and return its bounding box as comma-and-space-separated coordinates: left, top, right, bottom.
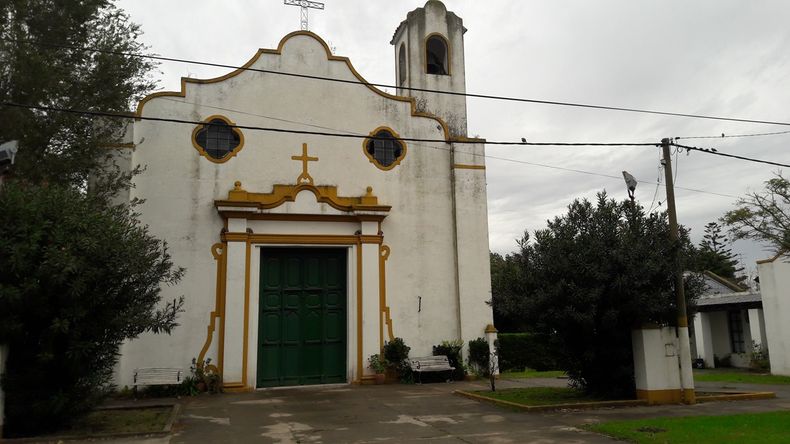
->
113, 0, 493, 390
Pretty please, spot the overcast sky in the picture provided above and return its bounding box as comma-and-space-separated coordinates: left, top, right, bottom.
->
116, 0, 790, 275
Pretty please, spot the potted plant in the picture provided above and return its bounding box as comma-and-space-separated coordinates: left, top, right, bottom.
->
383, 337, 411, 382
190, 357, 221, 393
368, 354, 387, 384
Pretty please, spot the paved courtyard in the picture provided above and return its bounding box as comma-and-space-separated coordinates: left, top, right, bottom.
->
102, 377, 790, 444
161, 379, 790, 444
169, 379, 615, 444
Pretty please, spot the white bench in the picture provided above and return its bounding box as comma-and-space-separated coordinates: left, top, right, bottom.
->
409, 355, 455, 384
133, 367, 183, 393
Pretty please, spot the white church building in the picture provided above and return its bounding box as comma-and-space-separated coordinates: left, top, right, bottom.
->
112, 0, 493, 390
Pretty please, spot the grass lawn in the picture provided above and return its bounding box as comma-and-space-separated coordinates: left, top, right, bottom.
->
55, 406, 172, 435
476, 387, 601, 406
499, 369, 566, 379
587, 410, 790, 443
694, 369, 790, 385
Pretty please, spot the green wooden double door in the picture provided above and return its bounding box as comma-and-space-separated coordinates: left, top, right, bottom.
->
257, 248, 347, 387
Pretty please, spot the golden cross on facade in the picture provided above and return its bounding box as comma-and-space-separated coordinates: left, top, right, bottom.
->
292, 143, 318, 185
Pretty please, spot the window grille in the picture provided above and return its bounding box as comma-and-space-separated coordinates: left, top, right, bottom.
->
365, 129, 405, 170
195, 119, 241, 159
728, 310, 745, 353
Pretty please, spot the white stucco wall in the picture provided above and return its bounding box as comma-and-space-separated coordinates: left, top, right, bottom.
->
693, 312, 714, 368
632, 327, 681, 392
757, 258, 790, 375
114, 22, 491, 388
748, 308, 767, 349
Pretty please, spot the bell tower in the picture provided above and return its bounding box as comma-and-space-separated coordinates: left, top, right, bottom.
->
391, 0, 468, 137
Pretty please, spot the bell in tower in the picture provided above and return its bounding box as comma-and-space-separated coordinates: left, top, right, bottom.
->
391, 0, 468, 137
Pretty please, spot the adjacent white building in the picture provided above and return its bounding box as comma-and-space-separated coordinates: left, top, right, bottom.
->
691, 271, 766, 369
110, 0, 494, 391
756, 254, 790, 376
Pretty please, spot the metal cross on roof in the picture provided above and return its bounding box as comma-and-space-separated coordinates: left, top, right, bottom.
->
283, 0, 325, 31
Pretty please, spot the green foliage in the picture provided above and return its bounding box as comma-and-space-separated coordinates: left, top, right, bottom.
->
496, 193, 702, 399
367, 354, 387, 374
0, 1, 173, 436
499, 369, 565, 379
468, 338, 491, 377
0, 183, 184, 437
0, 0, 157, 194
383, 337, 411, 380
693, 369, 790, 384
497, 333, 558, 372
61, 406, 172, 435
587, 411, 790, 444
695, 222, 745, 284
432, 339, 465, 380
723, 173, 790, 257
490, 251, 528, 331
383, 337, 410, 364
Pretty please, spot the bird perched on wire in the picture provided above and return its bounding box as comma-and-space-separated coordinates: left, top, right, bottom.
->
622, 171, 638, 202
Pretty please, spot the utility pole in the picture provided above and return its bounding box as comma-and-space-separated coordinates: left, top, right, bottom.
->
661, 137, 696, 404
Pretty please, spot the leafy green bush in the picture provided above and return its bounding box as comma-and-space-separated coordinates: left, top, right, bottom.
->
0, 183, 183, 437
468, 338, 491, 376
368, 354, 387, 373
497, 333, 558, 372
383, 337, 411, 381
489, 194, 703, 399
433, 339, 465, 380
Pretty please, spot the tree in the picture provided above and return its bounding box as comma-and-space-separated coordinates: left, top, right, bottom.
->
695, 221, 745, 283
723, 173, 790, 258
0, 183, 184, 436
0, 1, 182, 437
0, 0, 156, 194
490, 251, 527, 332
501, 193, 701, 398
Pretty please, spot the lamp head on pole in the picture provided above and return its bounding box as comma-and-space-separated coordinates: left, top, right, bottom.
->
622, 171, 637, 202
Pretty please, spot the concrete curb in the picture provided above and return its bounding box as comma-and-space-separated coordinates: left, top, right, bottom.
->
455, 389, 778, 412
454, 390, 649, 412
696, 391, 776, 403
0, 403, 180, 442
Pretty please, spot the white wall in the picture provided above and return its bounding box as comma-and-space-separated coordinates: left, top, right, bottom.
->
758, 259, 790, 375
632, 327, 681, 393
693, 312, 714, 368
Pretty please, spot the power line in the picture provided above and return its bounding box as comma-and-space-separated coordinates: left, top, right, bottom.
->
0, 101, 657, 147
671, 142, 790, 168
9, 38, 790, 128
0, 101, 741, 198
160, 97, 735, 198
676, 129, 790, 140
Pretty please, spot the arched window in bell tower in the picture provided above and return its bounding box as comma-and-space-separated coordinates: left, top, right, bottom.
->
398, 44, 407, 85
426, 34, 449, 75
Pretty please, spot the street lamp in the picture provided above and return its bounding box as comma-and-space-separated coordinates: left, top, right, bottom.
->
622, 171, 637, 202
